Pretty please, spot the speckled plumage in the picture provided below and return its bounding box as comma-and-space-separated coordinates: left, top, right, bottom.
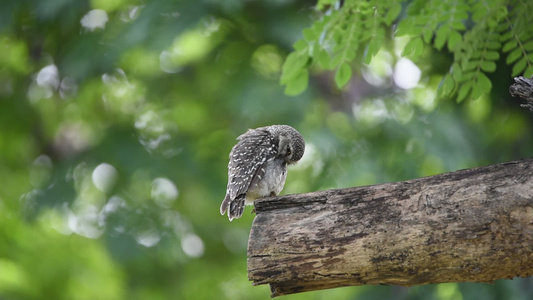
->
220, 125, 305, 221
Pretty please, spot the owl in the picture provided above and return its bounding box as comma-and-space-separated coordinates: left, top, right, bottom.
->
220, 125, 305, 221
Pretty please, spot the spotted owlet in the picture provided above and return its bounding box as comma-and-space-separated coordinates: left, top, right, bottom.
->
220, 125, 305, 221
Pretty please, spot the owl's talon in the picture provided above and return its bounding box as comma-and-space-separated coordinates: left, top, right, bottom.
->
251, 207, 256, 214
270, 192, 276, 197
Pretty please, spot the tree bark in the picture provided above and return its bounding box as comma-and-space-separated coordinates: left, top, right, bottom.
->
247, 158, 533, 297
510, 75, 533, 111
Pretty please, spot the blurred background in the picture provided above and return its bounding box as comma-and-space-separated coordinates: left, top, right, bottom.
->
0, 0, 532, 299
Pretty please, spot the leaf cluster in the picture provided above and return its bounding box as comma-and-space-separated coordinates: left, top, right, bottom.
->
281, 0, 533, 102
434, 0, 533, 102
281, 0, 404, 94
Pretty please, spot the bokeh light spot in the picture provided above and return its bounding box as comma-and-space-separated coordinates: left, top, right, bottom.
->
362, 51, 393, 87
81, 9, 109, 31
151, 178, 178, 208
92, 163, 118, 193
181, 234, 204, 258
135, 227, 161, 248
68, 204, 104, 239
251, 45, 283, 79
394, 58, 421, 89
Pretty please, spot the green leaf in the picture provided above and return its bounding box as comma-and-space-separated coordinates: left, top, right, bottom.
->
472, 10, 485, 23
437, 14, 449, 23
348, 38, 360, 51
506, 47, 522, 65
361, 31, 372, 42
495, 6, 508, 21
332, 30, 343, 44
484, 51, 500, 60
315, 48, 331, 69
451, 63, 463, 81
437, 74, 455, 98
422, 28, 433, 44
456, 10, 468, 20
471, 72, 491, 100
457, 82, 472, 103
502, 40, 517, 52
330, 54, 344, 69
451, 20, 466, 30
413, 16, 432, 27
461, 72, 475, 81
519, 31, 531, 41
447, 30, 462, 50
486, 40, 501, 49
496, 23, 508, 33
487, 19, 498, 29
469, 50, 481, 59
293, 39, 308, 51
335, 62, 352, 88
363, 36, 383, 64
402, 37, 424, 58
500, 31, 513, 42
434, 26, 449, 50
477, 72, 492, 90
316, 0, 337, 11
303, 28, 316, 42
280, 52, 309, 84
512, 57, 527, 76
481, 61, 496, 72
414, 16, 431, 25
344, 45, 357, 61
284, 69, 309, 95
384, 4, 402, 25
523, 40, 533, 51
462, 60, 478, 71
525, 65, 533, 78
471, 83, 484, 101
395, 21, 414, 37
311, 20, 326, 33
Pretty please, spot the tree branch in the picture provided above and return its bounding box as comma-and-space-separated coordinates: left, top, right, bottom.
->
247, 158, 533, 297
510, 76, 533, 111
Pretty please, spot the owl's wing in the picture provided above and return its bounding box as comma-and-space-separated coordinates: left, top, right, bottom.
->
227, 128, 278, 201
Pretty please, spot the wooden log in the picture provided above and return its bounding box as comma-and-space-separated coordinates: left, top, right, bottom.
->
247, 158, 533, 297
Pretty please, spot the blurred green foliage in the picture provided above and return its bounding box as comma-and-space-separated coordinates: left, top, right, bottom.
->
0, 0, 532, 299
282, 0, 533, 102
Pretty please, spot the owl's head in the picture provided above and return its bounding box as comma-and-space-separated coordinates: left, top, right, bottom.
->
272, 125, 305, 164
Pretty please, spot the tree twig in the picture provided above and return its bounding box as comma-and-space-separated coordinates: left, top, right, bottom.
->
510, 76, 533, 111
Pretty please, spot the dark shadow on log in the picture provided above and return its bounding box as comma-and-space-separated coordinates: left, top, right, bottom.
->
247, 158, 533, 297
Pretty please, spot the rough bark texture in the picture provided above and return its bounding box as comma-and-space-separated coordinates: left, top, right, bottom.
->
510, 75, 533, 111
247, 158, 533, 297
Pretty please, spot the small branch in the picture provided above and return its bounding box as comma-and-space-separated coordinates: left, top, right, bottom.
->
510, 75, 533, 111
247, 158, 533, 297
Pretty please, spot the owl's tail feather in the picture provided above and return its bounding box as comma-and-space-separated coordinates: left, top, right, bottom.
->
228, 195, 246, 221
220, 194, 230, 216
220, 194, 246, 221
